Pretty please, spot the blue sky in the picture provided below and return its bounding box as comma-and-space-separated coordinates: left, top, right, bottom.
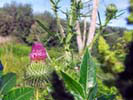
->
0, 0, 132, 30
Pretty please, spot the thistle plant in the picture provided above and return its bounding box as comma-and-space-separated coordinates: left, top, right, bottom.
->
25, 62, 51, 88
49, 0, 83, 66
90, 3, 123, 50
29, 42, 47, 62
105, 4, 118, 26
61, 48, 97, 100
24, 42, 52, 100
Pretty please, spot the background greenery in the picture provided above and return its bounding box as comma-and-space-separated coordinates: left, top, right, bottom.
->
0, 1, 132, 100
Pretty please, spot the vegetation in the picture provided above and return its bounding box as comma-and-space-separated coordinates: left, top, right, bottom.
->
0, 71, 34, 100
0, 0, 132, 100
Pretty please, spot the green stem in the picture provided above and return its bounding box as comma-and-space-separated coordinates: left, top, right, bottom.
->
35, 88, 39, 100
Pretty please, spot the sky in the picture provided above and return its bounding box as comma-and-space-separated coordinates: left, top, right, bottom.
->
0, 0, 132, 30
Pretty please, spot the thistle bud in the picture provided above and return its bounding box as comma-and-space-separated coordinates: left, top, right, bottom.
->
107, 4, 117, 13
29, 42, 47, 62
106, 4, 118, 20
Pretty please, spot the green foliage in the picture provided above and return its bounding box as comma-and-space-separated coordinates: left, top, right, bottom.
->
0, 73, 16, 95
123, 30, 133, 42
98, 36, 124, 73
128, 0, 133, 24
36, 19, 61, 46
61, 71, 85, 99
0, 72, 34, 100
99, 3, 122, 29
64, 0, 82, 46
0, 1, 130, 99
0, 42, 123, 100
48, 0, 85, 72
36, 19, 52, 35
79, 48, 96, 95
47, 47, 64, 58
49, 0, 82, 46
128, 14, 133, 23
0, 44, 30, 57
98, 36, 110, 55
112, 30, 133, 62
97, 78, 118, 96
106, 4, 118, 21
88, 85, 97, 100
0, 43, 30, 84
97, 94, 115, 100
50, 0, 61, 13
61, 48, 97, 100
35, 12, 62, 46
3, 87, 34, 100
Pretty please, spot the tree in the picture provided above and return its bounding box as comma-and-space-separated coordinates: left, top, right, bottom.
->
0, 11, 14, 36
0, 2, 34, 43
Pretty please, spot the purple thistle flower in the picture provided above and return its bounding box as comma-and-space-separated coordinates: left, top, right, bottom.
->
29, 42, 47, 62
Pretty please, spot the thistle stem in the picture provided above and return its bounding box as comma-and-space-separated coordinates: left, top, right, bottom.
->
35, 88, 39, 100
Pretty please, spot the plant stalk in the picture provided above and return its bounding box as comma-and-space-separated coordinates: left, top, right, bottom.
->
35, 88, 39, 100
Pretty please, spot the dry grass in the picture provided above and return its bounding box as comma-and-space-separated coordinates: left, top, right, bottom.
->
0, 36, 16, 44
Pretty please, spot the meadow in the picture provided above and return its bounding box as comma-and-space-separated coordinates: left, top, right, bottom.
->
0, 0, 133, 100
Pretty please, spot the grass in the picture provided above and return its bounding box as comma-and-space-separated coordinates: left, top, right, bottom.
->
0, 43, 66, 84
0, 43, 31, 84
0, 43, 30, 57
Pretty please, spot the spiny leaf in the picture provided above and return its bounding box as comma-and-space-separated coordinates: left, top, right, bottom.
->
61, 71, 85, 99
79, 48, 96, 95
79, 48, 89, 94
87, 84, 97, 100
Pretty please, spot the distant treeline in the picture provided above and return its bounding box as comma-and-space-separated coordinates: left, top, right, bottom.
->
0, 2, 127, 45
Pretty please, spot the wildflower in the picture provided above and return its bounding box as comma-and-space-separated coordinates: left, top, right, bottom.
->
0, 60, 3, 71
29, 42, 47, 62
